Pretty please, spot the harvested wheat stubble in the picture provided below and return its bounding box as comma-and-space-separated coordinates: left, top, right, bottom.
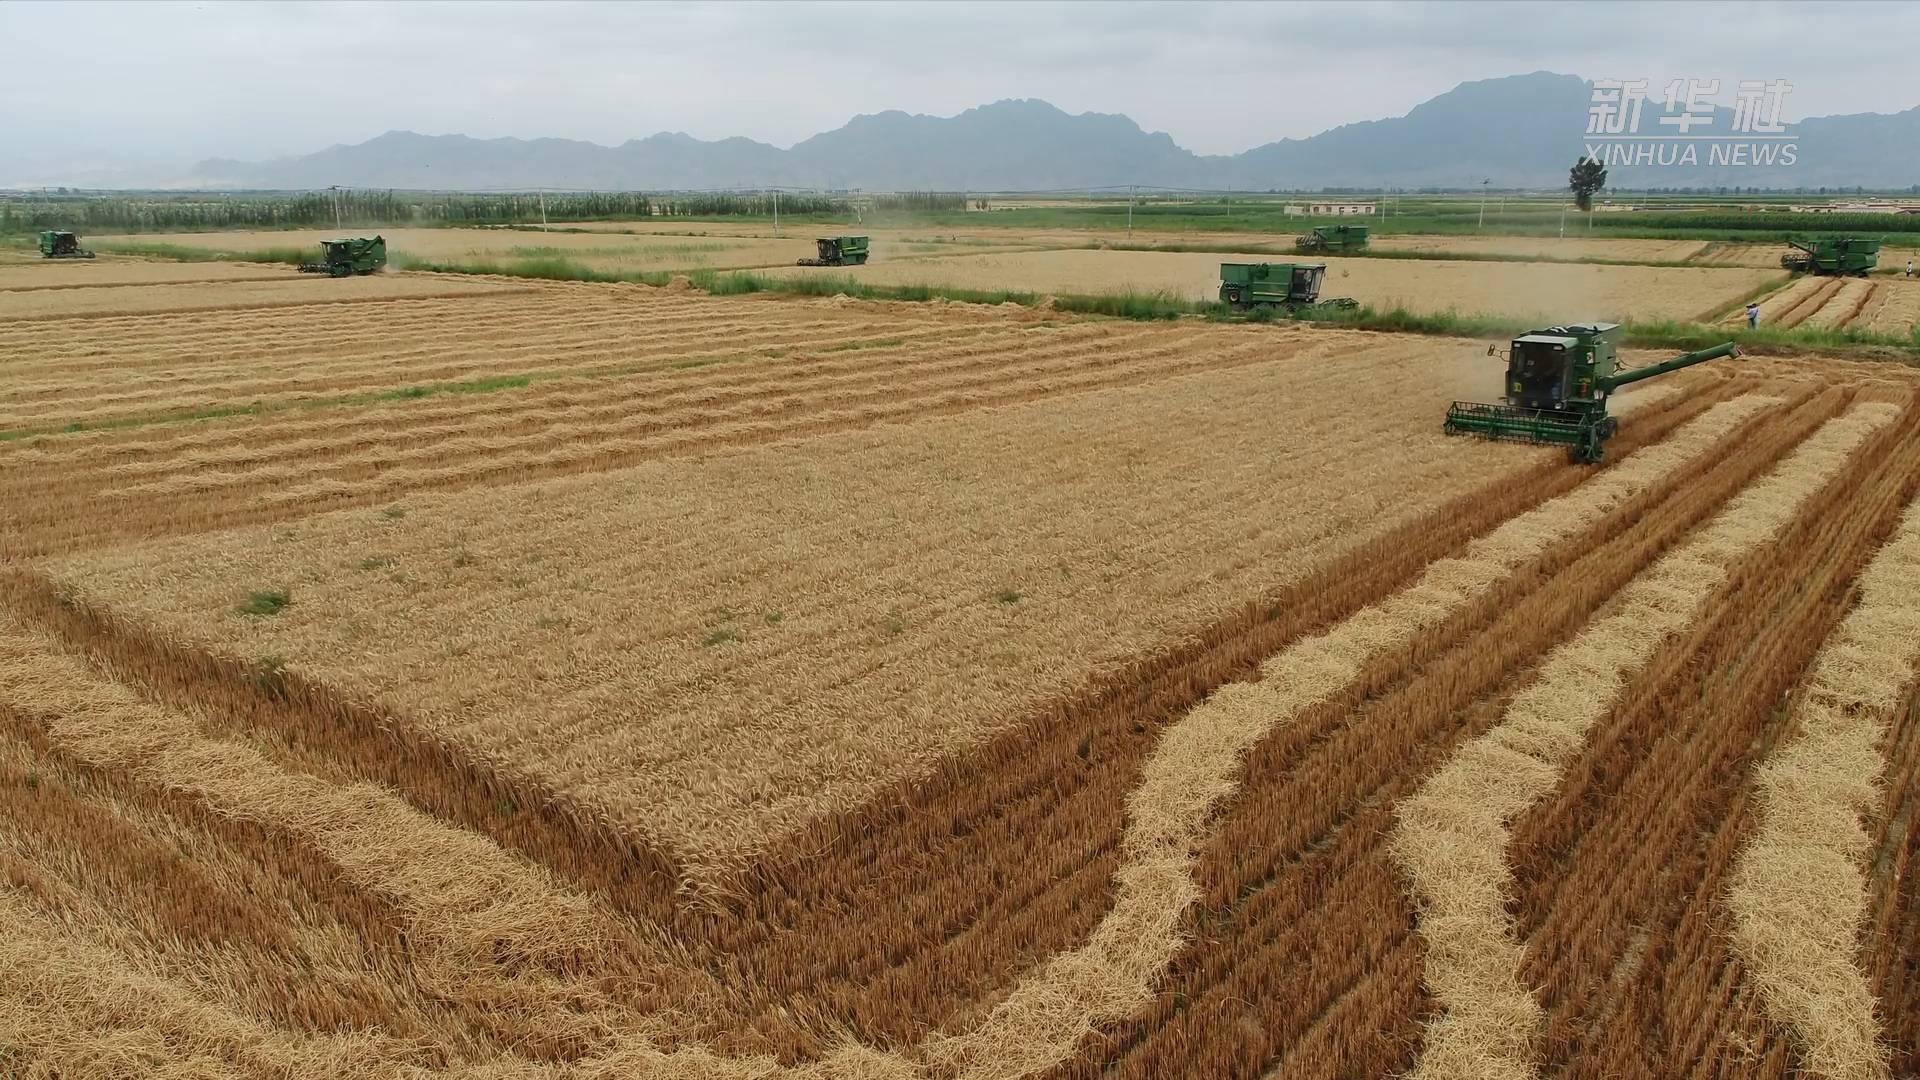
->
648, 379, 1708, 1060
0, 259, 303, 291
1390, 400, 1901, 1080
46, 340, 1529, 884
1728, 276, 1826, 327
921, 392, 1769, 1079
0, 303, 978, 431
1802, 279, 1879, 330
0, 368, 1734, 1078
1857, 276, 1920, 335
0, 610, 758, 1065
1726, 494, 1920, 1080
1500, 389, 1920, 1080
1026, 381, 1839, 1080
0, 274, 530, 320
1692, 241, 1800, 269
4, 323, 1350, 560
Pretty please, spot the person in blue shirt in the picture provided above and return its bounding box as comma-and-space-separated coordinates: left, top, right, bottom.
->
1746, 302, 1760, 329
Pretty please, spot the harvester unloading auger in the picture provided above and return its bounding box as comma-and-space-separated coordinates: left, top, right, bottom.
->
1444, 322, 1738, 464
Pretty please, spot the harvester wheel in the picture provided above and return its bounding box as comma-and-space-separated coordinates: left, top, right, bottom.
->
1600, 416, 1619, 439
1571, 431, 1605, 464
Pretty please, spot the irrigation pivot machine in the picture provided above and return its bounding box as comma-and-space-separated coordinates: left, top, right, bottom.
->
1445, 322, 1738, 463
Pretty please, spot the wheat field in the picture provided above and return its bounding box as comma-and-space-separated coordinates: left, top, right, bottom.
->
4, 262, 1920, 1079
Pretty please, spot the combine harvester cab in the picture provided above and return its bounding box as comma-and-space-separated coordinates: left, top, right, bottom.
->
1219, 261, 1357, 313
1294, 224, 1370, 254
1444, 322, 1738, 464
299, 236, 387, 277
796, 235, 869, 267
38, 231, 95, 259
1780, 235, 1880, 276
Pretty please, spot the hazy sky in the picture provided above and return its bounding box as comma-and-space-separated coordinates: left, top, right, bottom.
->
5, 0, 1917, 166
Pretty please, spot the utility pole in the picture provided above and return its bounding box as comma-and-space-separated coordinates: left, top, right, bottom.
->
773, 188, 780, 237
1127, 184, 1135, 237
330, 185, 342, 231
1559, 204, 1566, 238
1478, 178, 1489, 229
539, 189, 548, 232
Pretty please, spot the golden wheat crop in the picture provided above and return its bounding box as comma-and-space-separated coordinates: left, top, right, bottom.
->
1391, 400, 1902, 1080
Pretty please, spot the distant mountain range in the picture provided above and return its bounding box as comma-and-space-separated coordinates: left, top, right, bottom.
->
146, 73, 1920, 192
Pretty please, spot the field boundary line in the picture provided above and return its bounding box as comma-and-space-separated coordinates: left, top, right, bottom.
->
1389, 399, 1901, 1080
917, 394, 1778, 1078
1725, 493, 1920, 1080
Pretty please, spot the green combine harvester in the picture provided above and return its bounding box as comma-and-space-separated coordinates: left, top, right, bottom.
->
797, 235, 869, 267
299, 236, 387, 277
1295, 224, 1370, 254
1780, 236, 1880, 276
38, 231, 95, 259
1444, 322, 1738, 464
1218, 262, 1357, 313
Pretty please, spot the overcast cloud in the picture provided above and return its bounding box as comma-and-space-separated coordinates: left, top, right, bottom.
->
4, 0, 1917, 170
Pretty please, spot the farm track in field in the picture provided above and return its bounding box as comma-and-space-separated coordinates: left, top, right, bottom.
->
1036, 385, 1847, 1080
3, 322, 1315, 558
1511, 396, 1920, 1079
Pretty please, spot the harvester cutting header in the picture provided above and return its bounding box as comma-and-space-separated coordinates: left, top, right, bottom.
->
1445, 322, 1738, 464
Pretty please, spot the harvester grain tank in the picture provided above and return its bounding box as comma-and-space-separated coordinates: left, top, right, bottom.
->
1295, 224, 1370, 254
299, 236, 387, 277
1218, 262, 1357, 312
1443, 322, 1738, 464
1780, 236, 1880, 276
797, 236, 869, 267
38, 231, 95, 259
